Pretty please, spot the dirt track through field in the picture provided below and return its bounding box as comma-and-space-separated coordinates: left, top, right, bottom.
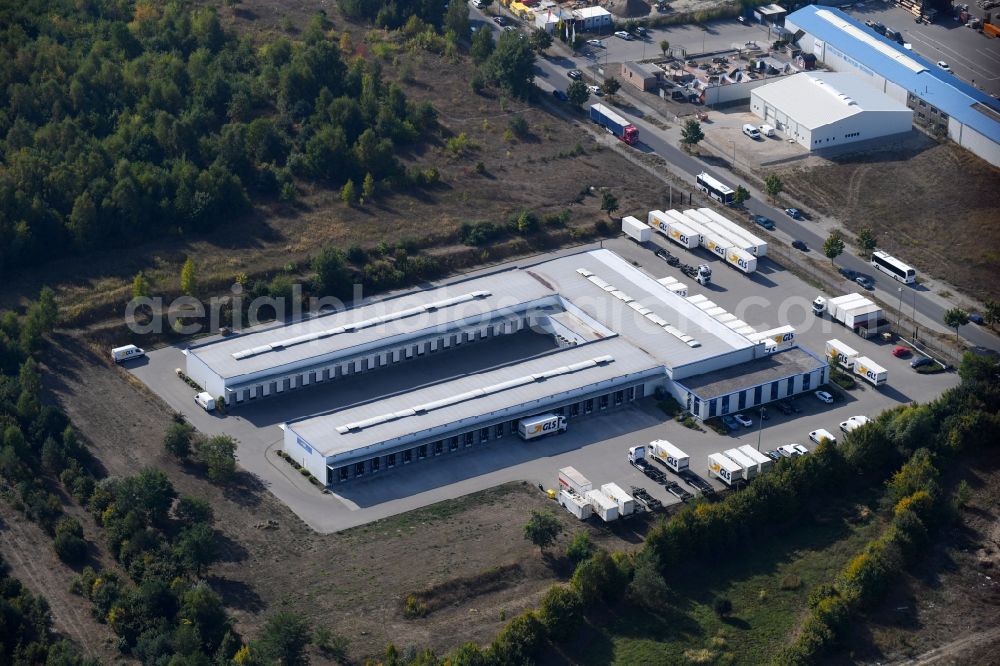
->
0, 503, 122, 662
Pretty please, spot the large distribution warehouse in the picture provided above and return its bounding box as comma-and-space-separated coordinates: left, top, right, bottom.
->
750, 72, 913, 151
785, 5, 1000, 167
186, 250, 828, 485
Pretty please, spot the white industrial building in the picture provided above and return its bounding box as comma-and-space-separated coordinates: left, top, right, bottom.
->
785, 5, 1000, 167
186, 249, 827, 486
572, 6, 612, 31
750, 72, 913, 150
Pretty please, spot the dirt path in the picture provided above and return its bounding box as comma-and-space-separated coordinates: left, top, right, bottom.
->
0, 503, 123, 663
893, 625, 1000, 665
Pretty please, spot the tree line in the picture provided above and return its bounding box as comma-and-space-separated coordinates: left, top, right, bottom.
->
0, 1, 436, 275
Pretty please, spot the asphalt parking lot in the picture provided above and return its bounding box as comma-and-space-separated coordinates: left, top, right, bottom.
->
844, 3, 1000, 97
128, 233, 959, 533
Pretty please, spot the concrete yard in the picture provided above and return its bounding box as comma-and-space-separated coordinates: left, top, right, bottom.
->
129, 234, 959, 533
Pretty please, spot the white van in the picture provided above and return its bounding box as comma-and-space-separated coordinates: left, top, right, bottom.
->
194, 392, 216, 412
809, 428, 837, 445
759, 124, 775, 137
111, 344, 145, 363
742, 123, 761, 139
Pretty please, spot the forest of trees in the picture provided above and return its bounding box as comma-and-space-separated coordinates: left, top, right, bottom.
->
0, 1, 438, 275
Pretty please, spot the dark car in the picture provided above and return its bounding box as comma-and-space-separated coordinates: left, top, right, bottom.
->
911, 357, 934, 369
671, 90, 686, 101
969, 313, 984, 325
655, 248, 673, 263
567, 69, 582, 80
492, 16, 506, 25
751, 214, 775, 230
792, 239, 808, 251
552, 89, 568, 101
784, 207, 803, 220
839, 267, 858, 280
855, 275, 874, 290
774, 401, 792, 415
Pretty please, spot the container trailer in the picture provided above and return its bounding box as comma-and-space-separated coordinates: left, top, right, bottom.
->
622, 215, 651, 243
585, 489, 620, 522
558, 466, 592, 495
853, 356, 888, 387
648, 440, 690, 473
696, 208, 768, 257
724, 447, 760, 480
708, 452, 744, 486
559, 489, 594, 520
589, 104, 638, 145
825, 338, 859, 369
737, 445, 773, 475
648, 210, 699, 249
600, 483, 636, 516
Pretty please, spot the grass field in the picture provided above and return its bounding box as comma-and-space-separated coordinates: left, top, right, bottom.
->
554, 499, 885, 665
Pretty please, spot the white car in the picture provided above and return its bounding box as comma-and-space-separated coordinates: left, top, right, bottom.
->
777, 443, 809, 457
614, 30, 632, 40
839, 415, 870, 433
937, 61, 951, 72
809, 428, 837, 445
733, 413, 753, 428
815, 390, 834, 404
588, 85, 603, 96
587, 39, 604, 47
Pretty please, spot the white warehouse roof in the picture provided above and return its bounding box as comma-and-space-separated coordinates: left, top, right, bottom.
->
573, 6, 611, 18
752, 72, 911, 129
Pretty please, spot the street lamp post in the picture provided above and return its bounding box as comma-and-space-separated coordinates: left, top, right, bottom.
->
729, 139, 736, 168
897, 287, 903, 328
756, 404, 764, 451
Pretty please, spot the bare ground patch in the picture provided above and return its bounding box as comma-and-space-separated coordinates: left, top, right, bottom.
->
775, 137, 1000, 303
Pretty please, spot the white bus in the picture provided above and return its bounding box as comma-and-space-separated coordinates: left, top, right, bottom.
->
696, 172, 735, 205
871, 250, 916, 284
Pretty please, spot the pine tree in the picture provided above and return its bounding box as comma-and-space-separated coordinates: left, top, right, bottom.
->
180, 258, 197, 296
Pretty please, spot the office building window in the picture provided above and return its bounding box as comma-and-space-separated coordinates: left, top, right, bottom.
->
418, 445, 427, 459
402, 449, 412, 464
615, 390, 624, 405
738, 391, 746, 410
355, 462, 365, 476
449, 438, 459, 452
479, 427, 489, 443
754, 386, 762, 404
386, 453, 395, 468
770, 382, 779, 400
721, 395, 730, 414
709, 399, 717, 418
372, 457, 381, 472
570, 402, 580, 417
803, 373, 811, 390
599, 394, 609, 409
464, 432, 473, 447
787, 377, 794, 394
434, 441, 443, 455
585, 399, 594, 414
495, 424, 504, 439
626, 387, 635, 401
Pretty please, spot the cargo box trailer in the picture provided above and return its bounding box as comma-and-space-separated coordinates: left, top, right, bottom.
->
853, 356, 888, 387
622, 215, 651, 243
648, 210, 699, 249
656, 276, 688, 298
519, 413, 567, 440
559, 489, 594, 520
590, 104, 638, 145
648, 440, 690, 473
724, 447, 760, 480
585, 489, 620, 522
825, 338, 859, 369
708, 452, 744, 486
738, 444, 773, 475
600, 483, 636, 516
696, 208, 768, 257
558, 466, 593, 495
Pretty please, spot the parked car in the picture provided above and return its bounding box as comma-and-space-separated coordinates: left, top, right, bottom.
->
892, 346, 912, 358
777, 443, 809, 457
588, 84, 603, 96
492, 16, 506, 25
792, 239, 808, 252
734, 413, 753, 427
815, 390, 834, 404
838, 267, 857, 280
969, 312, 984, 325
587, 39, 604, 47
774, 401, 793, 415
937, 61, 952, 72
784, 207, 803, 219
751, 214, 775, 230
567, 69, 582, 79
635, 26, 647, 37
911, 357, 934, 369
722, 414, 740, 430
614, 30, 633, 40
552, 89, 568, 101
503, 25, 516, 32
765, 449, 783, 461
855, 275, 874, 290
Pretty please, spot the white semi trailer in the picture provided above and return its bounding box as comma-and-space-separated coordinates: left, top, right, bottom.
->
738, 445, 773, 475
559, 489, 594, 520
558, 466, 592, 495
586, 489, 620, 522
696, 208, 768, 257
724, 447, 760, 480
622, 215, 651, 243
853, 356, 888, 387
648, 210, 700, 249
648, 440, 690, 473
600, 483, 636, 516
708, 452, 744, 486
825, 338, 860, 369
813, 294, 884, 332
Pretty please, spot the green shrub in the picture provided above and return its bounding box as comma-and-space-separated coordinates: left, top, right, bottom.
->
403, 594, 428, 619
